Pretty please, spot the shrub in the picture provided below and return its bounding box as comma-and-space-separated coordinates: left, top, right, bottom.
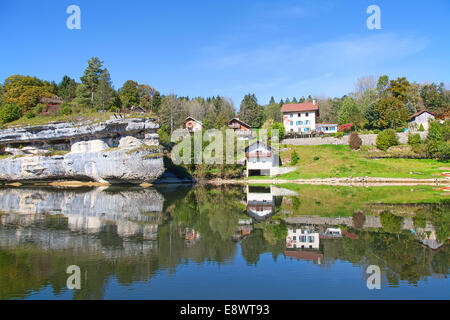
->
24, 110, 35, 119
270, 122, 285, 140
33, 103, 46, 115
408, 133, 421, 146
0, 104, 22, 124
380, 211, 403, 233
334, 132, 345, 138
338, 123, 353, 132
313, 156, 320, 161
418, 124, 425, 131
349, 132, 362, 150
352, 211, 365, 229
59, 103, 72, 116
373, 129, 380, 134
395, 127, 404, 133
290, 150, 299, 165
376, 129, 399, 151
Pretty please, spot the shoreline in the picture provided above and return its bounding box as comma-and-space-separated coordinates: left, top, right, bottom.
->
1, 176, 448, 188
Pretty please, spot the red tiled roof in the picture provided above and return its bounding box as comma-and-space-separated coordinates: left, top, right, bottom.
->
281, 102, 319, 112
410, 110, 434, 120
228, 118, 251, 129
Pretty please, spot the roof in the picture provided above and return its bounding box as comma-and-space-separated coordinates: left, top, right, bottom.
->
244, 141, 272, 152
410, 110, 435, 120
229, 118, 251, 128
281, 102, 319, 113
39, 95, 64, 105
184, 116, 203, 125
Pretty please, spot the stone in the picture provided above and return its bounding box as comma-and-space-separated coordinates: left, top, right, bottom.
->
118, 136, 142, 149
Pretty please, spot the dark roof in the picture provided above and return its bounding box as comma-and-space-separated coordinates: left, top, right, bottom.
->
228, 118, 251, 128
281, 102, 319, 112
39, 95, 64, 104
409, 110, 435, 120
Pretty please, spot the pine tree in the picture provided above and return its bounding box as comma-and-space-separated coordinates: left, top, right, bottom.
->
80, 57, 104, 107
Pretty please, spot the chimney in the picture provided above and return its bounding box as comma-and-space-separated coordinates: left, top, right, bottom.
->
313, 99, 317, 105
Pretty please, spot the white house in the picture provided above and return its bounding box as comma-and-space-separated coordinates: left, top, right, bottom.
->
316, 123, 338, 134
244, 141, 277, 177
408, 110, 435, 131
281, 100, 336, 134
286, 226, 320, 249
282, 101, 319, 134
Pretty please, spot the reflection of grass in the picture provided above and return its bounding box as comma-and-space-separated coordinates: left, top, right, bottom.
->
279, 184, 447, 217
279, 145, 445, 179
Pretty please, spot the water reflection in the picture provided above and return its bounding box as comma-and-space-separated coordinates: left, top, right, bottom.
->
0, 185, 448, 299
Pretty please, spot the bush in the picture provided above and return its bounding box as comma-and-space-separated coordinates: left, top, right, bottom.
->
380, 211, 403, 233
418, 124, 425, 131
59, 103, 72, 116
0, 104, 22, 124
352, 211, 365, 229
33, 103, 46, 115
408, 133, 421, 146
290, 150, 299, 165
24, 110, 35, 119
270, 122, 285, 140
349, 132, 362, 150
373, 129, 380, 134
313, 156, 320, 161
395, 127, 404, 133
333, 132, 345, 138
376, 129, 399, 151
338, 123, 353, 132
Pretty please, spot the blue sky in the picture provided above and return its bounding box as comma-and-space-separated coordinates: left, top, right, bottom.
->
0, 0, 449, 108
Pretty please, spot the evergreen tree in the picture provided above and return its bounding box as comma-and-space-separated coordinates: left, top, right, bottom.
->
238, 94, 264, 128
95, 69, 114, 111
58, 75, 77, 102
80, 57, 104, 107
118, 80, 139, 109
269, 96, 276, 104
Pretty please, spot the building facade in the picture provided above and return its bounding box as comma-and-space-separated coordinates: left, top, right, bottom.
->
184, 116, 203, 133
408, 110, 435, 131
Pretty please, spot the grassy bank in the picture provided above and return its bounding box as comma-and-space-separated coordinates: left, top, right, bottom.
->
278, 183, 448, 217
278, 144, 447, 179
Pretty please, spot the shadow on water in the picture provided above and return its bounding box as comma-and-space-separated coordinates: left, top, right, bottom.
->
0, 184, 448, 299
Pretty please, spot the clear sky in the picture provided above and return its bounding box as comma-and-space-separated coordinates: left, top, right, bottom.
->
0, 0, 449, 108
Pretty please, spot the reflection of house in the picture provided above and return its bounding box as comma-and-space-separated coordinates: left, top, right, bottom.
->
320, 228, 342, 239
184, 116, 203, 133
232, 224, 253, 242
408, 110, 435, 131
286, 226, 320, 249
245, 141, 277, 177
184, 228, 201, 246
284, 250, 324, 264
246, 185, 275, 221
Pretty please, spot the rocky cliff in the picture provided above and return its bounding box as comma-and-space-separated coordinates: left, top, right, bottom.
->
0, 117, 165, 184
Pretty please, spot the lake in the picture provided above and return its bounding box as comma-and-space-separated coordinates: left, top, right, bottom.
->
0, 184, 448, 300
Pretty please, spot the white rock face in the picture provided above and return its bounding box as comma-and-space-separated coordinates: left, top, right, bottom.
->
0, 118, 164, 184
71, 140, 109, 153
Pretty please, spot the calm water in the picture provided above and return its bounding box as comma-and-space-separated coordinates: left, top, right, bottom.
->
0, 184, 448, 300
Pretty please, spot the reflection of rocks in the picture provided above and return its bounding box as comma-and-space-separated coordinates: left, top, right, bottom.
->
0, 187, 166, 257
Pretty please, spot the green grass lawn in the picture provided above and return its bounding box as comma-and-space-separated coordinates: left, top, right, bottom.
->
278, 183, 448, 217
278, 144, 447, 179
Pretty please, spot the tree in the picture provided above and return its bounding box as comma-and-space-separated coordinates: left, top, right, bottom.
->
405, 100, 416, 115
363, 102, 380, 128
94, 69, 114, 111
269, 96, 276, 104
0, 103, 22, 124
375, 96, 409, 129
137, 84, 154, 111
74, 83, 91, 109
3, 75, 54, 111
337, 96, 363, 126
238, 94, 264, 128
118, 80, 139, 110
263, 101, 282, 122
57, 75, 77, 102
150, 90, 161, 113
420, 83, 450, 117
158, 95, 186, 133
376, 75, 389, 96
389, 77, 411, 102
80, 57, 104, 107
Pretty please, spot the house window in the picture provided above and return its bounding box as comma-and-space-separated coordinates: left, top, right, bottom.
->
300, 121, 303, 125
296, 121, 299, 125
305, 120, 310, 125
290, 121, 293, 126
305, 112, 309, 117
298, 113, 301, 117
293, 236, 296, 240
290, 113, 293, 118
